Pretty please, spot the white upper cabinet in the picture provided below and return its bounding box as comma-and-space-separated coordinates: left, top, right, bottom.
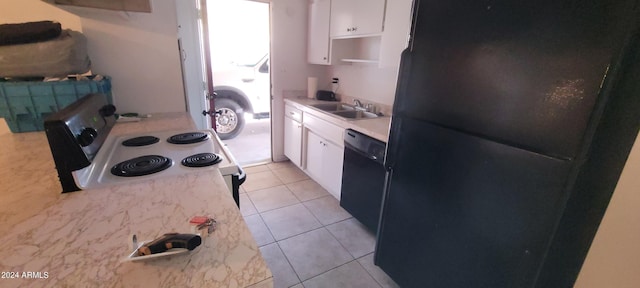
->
378, 0, 413, 68
308, 0, 332, 64
307, 0, 411, 66
330, 0, 386, 38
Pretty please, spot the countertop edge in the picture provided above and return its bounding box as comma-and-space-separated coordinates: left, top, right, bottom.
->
0, 112, 271, 288
284, 97, 391, 143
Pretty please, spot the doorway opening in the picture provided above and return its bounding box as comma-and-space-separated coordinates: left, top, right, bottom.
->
206, 0, 271, 166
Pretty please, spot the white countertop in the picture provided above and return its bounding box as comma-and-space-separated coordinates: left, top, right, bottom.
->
284, 97, 392, 143
0, 113, 272, 288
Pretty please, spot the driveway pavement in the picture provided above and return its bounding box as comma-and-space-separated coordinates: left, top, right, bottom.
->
223, 115, 271, 166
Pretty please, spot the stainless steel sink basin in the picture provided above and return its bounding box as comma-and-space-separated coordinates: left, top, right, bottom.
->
310, 103, 355, 112
331, 110, 379, 119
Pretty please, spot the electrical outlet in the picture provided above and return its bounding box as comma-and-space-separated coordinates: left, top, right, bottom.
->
332, 77, 339, 84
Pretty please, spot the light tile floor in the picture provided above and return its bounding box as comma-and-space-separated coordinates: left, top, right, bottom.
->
240, 161, 399, 288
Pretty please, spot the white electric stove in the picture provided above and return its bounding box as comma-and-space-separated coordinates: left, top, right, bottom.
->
44, 93, 241, 196
73, 129, 239, 190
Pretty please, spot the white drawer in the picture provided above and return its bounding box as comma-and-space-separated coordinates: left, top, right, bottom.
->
303, 113, 343, 147
285, 104, 303, 122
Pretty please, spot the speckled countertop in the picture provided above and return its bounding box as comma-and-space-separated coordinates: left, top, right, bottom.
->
284, 97, 392, 143
0, 113, 272, 288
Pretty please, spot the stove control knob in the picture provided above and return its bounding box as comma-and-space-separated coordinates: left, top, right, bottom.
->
99, 104, 116, 117
77, 127, 98, 147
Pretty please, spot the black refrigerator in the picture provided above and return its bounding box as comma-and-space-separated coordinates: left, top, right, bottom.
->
375, 0, 640, 287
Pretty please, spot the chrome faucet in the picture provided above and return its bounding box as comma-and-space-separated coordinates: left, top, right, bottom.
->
365, 103, 376, 113
353, 99, 364, 108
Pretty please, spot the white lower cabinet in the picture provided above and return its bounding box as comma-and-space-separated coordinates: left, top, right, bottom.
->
305, 131, 323, 179
305, 130, 344, 200
284, 116, 302, 167
284, 104, 304, 167
323, 138, 344, 196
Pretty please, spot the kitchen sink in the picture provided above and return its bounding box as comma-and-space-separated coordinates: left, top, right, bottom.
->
310, 103, 356, 112
331, 110, 379, 119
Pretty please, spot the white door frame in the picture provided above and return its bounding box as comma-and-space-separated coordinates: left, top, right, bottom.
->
175, 0, 210, 130
176, 0, 281, 162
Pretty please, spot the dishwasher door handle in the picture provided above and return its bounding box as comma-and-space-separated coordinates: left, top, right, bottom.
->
345, 141, 383, 164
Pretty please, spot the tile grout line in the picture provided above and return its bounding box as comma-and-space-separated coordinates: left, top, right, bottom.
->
355, 252, 390, 288
323, 218, 363, 260
257, 220, 386, 287
249, 195, 355, 243
248, 185, 333, 216
245, 188, 277, 245
259, 212, 322, 244
249, 182, 322, 243
264, 209, 358, 282
272, 227, 335, 285
300, 258, 383, 288
248, 188, 303, 286
248, 185, 302, 215
245, 166, 386, 286
255, 207, 277, 246
241, 190, 262, 218
243, 171, 353, 242
241, 168, 285, 192
275, 226, 335, 283
275, 175, 310, 186
273, 241, 303, 286
268, 162, 312, 184
286, 185, 331, 204
300, 199, 355, 227
286, 204, 378, 285
243, 182, 285, 193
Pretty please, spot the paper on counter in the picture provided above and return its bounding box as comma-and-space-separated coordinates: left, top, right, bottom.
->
307, 77, 318, 99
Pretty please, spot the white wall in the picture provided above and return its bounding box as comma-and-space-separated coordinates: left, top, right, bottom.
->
270, 0, 327, 161
329, 65, 400, 106
0, 0, 186, 114
574, 132, 640, 288
73, 0, 186, 114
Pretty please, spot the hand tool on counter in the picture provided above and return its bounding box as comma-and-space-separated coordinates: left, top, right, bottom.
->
137, 233, 201, 256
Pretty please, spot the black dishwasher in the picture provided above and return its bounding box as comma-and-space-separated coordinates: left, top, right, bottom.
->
340, 129, 387, 233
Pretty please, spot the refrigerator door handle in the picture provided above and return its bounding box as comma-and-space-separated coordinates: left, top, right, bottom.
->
384, 117, 402, 170
374, 167, 394, 265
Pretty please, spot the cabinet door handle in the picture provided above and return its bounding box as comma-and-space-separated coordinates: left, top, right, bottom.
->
289, 112, 295, 115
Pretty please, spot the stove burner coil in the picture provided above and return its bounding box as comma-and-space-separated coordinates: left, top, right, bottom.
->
111, 155, 172, 177
167, 132, 209, 145
122, 136, 160, 147
181, 153, 222, 167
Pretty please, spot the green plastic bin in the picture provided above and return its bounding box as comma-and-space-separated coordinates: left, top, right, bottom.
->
0, 76, 112, 133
